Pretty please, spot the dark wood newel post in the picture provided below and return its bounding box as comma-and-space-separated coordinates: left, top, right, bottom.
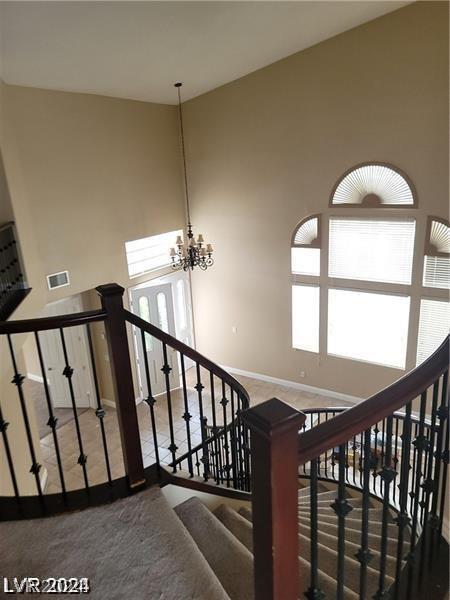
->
96, 283, 145, 490
242, 398, 306, 600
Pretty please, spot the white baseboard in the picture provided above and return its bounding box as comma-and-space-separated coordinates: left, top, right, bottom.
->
99, 397, 141, 409
102, 398, 116, 409
27, 373, 44, 384
222, 365, 362, 405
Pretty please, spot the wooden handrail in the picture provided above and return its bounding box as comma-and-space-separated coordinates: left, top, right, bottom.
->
298, 335, 449, 465
0, 309, 107, 334
301, 406, 435, 428
124, 309, 250, 407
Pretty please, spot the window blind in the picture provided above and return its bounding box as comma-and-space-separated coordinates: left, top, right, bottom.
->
328, 218, 415, 285
328, 288, 410, 369
292, 285, 320, 353
291, 248, 320, 276
125, 230, 182, 278
423, 255, 450, 290
417, 299, 450, 365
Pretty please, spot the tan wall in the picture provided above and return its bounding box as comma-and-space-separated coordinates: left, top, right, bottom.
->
0, 81, 45, 495
184, 1, 449, 399
0, 82, 185, 492
0, 151, 14, 224
1, 83, 185, 305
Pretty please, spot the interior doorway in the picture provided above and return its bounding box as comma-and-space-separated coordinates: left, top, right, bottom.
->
39, 295, 95, 409
129, 271, 195, 400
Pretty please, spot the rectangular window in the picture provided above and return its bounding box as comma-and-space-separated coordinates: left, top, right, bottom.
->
292, 285, 320, 352
328, 218, 415, 285
291, 247, 320, 276
125, 230, 182, 278
328, 288, 410, 369
423, 255, 450, 289
417, 299, 449, 365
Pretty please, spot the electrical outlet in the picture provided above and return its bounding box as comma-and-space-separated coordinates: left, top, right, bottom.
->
300, 371, 306, 378
232, 326, 237, 334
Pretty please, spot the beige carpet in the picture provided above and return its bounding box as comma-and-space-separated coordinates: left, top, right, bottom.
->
0, 487, 228, 600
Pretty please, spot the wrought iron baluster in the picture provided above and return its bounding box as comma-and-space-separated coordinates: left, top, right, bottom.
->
331, 442, 352, 600
418, 380, 440, 577
0, 400, 20, 500
359, 431, 364, 488
374, 415, 396, 599
59, 328, 89, 491
438, 404, 449, 541
7, 334, 45, 499
241, 393, 251, 492
195, 449, 200, 476
356, 428, 373, 600
372, 421, 380, 493
344, 436, 350, 484
409, 422, 419, 514
86, 324, 112, 485
234, 392, 243, 490
140, 329, 160, 469
324, 413, 329, 480
180, 354, 192, 476
428, 371, 448, 560
220, 380, 230, 487
406, 391, 429, 597
209, 372, 220, 484
229, 387, 238, 488
393, 401, 413, 600
34, 331, 67, 495
352, 434, 357, 485
162, 342, 177, 470
380, 418, 386, 496
316, 413, 322, 478
331, 411, 336, 481
393, 416, 400, 506
305, 458, 323, 600
195, 363, 209, 481
302, 420, 307, 476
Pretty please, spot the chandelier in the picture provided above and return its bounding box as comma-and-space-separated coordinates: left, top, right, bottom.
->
170, 82, 214, 272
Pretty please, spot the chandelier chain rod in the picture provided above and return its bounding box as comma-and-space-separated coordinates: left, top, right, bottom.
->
177, 84, 191, 226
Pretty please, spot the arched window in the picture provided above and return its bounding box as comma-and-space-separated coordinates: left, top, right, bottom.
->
291, 163, 448, 370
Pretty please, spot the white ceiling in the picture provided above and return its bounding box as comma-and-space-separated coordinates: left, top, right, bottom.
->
0, 1, 410, 105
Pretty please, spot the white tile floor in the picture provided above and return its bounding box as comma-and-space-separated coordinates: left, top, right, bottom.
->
37, 369, 352, 493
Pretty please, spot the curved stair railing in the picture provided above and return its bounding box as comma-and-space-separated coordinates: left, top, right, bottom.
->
0, 280, 448, 599
243, 336, 449, 600
0, 283, 250, 520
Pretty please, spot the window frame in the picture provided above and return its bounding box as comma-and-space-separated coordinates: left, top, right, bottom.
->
329, 162, 418, 208
291, 163, 448, 371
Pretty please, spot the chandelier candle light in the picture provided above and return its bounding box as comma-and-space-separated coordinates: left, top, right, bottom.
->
170, 82, 214, 271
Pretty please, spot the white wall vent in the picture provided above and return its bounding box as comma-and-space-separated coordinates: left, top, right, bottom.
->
47, 270, 70, 290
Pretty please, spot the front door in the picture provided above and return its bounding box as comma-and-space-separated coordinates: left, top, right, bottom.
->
131, 283, 180, 398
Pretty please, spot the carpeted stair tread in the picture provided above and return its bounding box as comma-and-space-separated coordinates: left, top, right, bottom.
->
217, 505, 359, 600
298, 506, 389, 522
299, 514, 402, 550
298, 522, 398, 577
238, 506, 252, 522
298, 555, 359, 599
298, 483, 327, 499
298, 532, 394, 596
0, 487, 230, 600
175, 497, 253, 600
214, 504, 253, 551
298, 489, 343, 504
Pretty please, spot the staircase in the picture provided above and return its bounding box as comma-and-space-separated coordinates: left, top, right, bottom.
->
174, 482, 409, 600
0, 284, 448, 599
